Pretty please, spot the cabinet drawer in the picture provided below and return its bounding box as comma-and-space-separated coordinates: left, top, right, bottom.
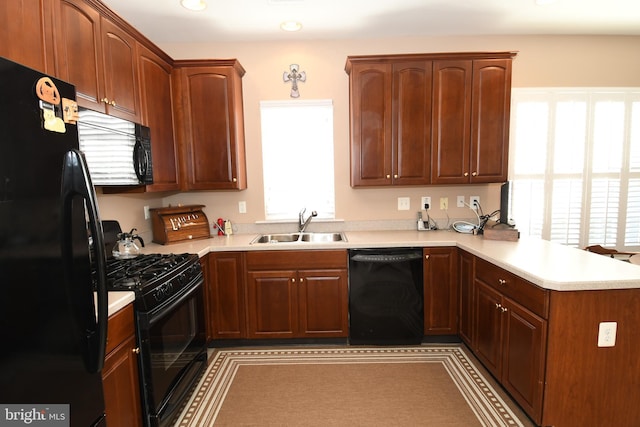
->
106, 304, 135, 354
246, 250, 347, 270
475, 258, 549, 318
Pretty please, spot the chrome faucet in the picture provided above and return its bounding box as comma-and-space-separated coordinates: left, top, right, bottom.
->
298, 208, 318, 232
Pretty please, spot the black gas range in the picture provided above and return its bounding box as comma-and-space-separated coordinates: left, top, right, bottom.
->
105, 253, 202, 311
104, 252, 207, 427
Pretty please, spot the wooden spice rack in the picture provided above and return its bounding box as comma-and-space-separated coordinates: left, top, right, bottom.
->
150, 205, 211, 244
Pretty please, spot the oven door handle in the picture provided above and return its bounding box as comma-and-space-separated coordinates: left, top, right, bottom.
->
145, 276, 203, 326
61, 149, 108, 374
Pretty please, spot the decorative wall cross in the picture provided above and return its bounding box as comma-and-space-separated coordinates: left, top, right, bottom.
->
283, 64, 306, 98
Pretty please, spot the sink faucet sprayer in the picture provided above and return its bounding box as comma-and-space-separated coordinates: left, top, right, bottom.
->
298, 208, 318, 232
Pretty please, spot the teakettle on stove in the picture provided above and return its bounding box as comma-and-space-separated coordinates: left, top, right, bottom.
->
112, 228, 145, 259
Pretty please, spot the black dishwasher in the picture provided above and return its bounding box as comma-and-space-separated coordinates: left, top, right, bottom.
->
348, 248, 424, 345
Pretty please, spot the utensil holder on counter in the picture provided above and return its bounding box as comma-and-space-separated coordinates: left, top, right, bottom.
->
150, 205, 211, 244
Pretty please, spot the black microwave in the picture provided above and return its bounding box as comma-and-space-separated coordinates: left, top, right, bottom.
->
77, 108, 153, 186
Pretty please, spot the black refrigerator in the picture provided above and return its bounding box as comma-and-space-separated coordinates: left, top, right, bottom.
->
0, 57, 109, 426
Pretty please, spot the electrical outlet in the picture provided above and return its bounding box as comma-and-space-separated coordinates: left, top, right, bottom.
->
440, 197, 448, 210
143, 205, 150, 220
457, 196, 465, 208
238, 201, 247, 214
398, 197, 410, 211
470, 196, 480, 210
598, 322, 617, 347
421, 196, 431, 210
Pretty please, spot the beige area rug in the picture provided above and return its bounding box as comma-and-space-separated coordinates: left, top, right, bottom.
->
175, 345, 526, 427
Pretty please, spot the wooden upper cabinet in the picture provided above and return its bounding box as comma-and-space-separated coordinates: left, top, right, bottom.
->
137, 44, 179, 192
347, 52, 515, 187
432, 57, 513, 184
54, 0, 103, 107
470, 59, 512, 183
346, 60, 432, 187
393, 62, 433, 185
0, 0, 55, 73
431, 60, 472, 184
54, 0, 141, 122
348, 62, 392, 187
100, 17, 141, 121
173, 60, 247, 190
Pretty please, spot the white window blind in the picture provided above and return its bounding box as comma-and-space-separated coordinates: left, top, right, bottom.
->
260, 100, 335, 220
509, 88, 640, 251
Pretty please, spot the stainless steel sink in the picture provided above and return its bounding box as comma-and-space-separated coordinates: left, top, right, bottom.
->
250, 233, 301, 244
249, 232, 346, 244
299, 232, 346, 242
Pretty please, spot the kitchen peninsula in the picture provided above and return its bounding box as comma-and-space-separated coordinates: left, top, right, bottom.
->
137, 230, 640, 427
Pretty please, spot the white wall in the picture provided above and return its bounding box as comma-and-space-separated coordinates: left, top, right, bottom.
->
97, 35, 640, 237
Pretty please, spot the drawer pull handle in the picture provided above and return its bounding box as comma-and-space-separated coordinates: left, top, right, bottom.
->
500, 307, 508, 313
495, 303, 501, 309
498, 279, 506, 285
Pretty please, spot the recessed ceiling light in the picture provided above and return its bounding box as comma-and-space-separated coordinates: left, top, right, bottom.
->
280, 21, 303, 32
180, 0, 207, 11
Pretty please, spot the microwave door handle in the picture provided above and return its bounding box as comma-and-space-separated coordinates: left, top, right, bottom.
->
61, 149, 108, 374
133, 140, 148, 181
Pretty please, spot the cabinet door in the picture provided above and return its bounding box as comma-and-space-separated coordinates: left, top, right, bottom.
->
470, 59, 512, 183
178, 65, 247, 190
458, 250, 474, 345
298, 269, 348, 337
103, 335, 142, 427
246, 270, 298, 338
138, 45, 180, 192
392, 61, 433, 185
474, 280, 503, 378
423, 247, 458, 335
0, 0, 55, 73
54, 0, 105, 111
208, 252, 246, 339
100, 17, 141, 122
431, 60, 472, 184
349, 62, 393, 187
502, 298, 546, 424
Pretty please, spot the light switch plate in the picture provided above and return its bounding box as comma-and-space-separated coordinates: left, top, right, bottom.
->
398, 197, 410, 211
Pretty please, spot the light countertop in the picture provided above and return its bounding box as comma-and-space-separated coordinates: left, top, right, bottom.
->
137, 230, 640, 292
95, 291, 135, 317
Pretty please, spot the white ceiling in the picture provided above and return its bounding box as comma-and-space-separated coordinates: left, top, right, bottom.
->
100, 0, 640, 44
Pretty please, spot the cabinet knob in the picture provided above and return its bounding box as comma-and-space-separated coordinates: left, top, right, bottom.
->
425, 255, 430, 260
495, 303, 501, 310
472, 171, 477, 177
393, 174, 398, 179
386, 174, 391, 179
501, 306, 508, 313
132, 347, 140, 354
299, 278, 304, 283
101, 97, 110, 104
110, 100, 117, 107
232, 177, 237, 182
498, 279, 506, 285
464, 172, 469, 177
291, 278, 295, 282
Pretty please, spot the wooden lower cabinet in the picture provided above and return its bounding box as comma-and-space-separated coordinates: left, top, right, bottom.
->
207, 252, 247, 339
473, 258, 547, 425
103, 304, 142, 427
246, 250, 348, 339
423, 247, 458, 335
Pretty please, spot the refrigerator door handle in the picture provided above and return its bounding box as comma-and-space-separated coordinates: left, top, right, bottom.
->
61, 149, 108, 374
